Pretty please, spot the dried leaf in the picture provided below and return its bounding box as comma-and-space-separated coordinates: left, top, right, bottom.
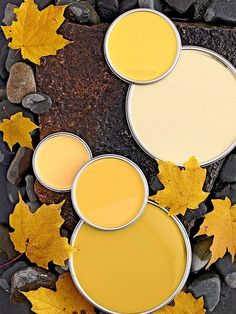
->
1, 0, 71, 64
10, 194, 74, 269
157, 292, 206, 314
196, 197, 236, 267
0, 112, 38, 151
150, 157, 209, 216
23, 272, 95, 314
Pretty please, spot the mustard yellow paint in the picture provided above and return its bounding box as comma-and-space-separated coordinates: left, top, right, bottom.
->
34, 134, 91, 191
105, 10, 179, 83
128, 49, 236, 165
73, 157, 146, 229
71, 202, 187, 313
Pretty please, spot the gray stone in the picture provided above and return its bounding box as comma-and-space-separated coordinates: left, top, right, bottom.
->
219, 154, 236, 183
97, 0, 119, 21
0, 278, 10, 292
7, 62, 36, 104
215, 253, 236, 288
0, 262, 28, 287
25, 175, 37, 202
165, 0, 194, 13
190, 0, 210, 21
7, 181, 27, 205
65, 1, 100, 24
2, 3, 17, 26
56, 0, 95, 6
22, 92, 52, 114
211, 283, 236, 314
149, 175, 163, 196
35, 0, 53, 10
191, 237, 212, 272
11, 267, 57, 304
138, 0, 154, 9
0, 225, 18, 261
0, 44, 9, 81
154, 0, 163, 11
0, 88, 6, 101
0, 140, 15, 167
5, 49, 24, 72
119, 0, 138, 14
213, 181, 236, 205
204, 159, 224, 192
189, 272, 221, 312
182, 203, 207, 236
27, 201, 41, 213
7, 147, 33, 185
205, 0, 236, 24
0, 99, 35, 122
55, 265, 66, 274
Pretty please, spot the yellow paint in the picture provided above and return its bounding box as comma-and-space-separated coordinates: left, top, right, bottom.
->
106, 10, 179, 82
128, 49, 236, 165
71, 203, 187, 313
34, 134, 91, 191
73, 157, 146, 228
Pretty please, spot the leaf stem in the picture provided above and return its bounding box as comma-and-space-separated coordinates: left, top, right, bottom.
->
0, 253, 24, 269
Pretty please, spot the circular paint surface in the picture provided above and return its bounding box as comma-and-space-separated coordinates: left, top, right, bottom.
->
33, 133, 92, 192
69, 202, 190, 314
104, 9, 180, 84
127, 48, 236, 165
72, 155, 148, 230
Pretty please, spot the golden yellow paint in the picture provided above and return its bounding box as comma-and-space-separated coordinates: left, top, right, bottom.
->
105, 10, 179, 82
34, 133, 91, 191
128, 49, 236, 165
73, 157, 147, 229
71, 202, 187, 313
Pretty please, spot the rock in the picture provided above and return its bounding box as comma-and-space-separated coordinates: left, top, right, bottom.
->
7, 62, 36, 104
138, 0, 154, 9
0, 99, 35, 122
0, 262, 28, 289
213, 181, 236, 205
0, 140, 15, 167
211, 283, 236, 314
219, 154, 236, 183
165, 0, 195, 13
0, 88, 7, 101
97, 0, 119, 21
35, 0, 53, 10
22, 92, 52, 114
148, 175, 163, 196
65, 1, 100, 24
25, 175, 38, 202
215, 254, 236, 288
5, 49, 24, 72
0, 44, 9, 81
55, 265, 66, 274
182, 203, 207, 236
154, 0, 163, 11
0, 225, 18, 260
11, 267, 57, 304
119, 0, 138, 14
2, 3, 17, 26
191, 237, 212, 272
0, 278, 10, 292
204, 159, 225, 192
56, 0, 96, 6
27, 201, 41, 213
7, 147, 33, 185
204, 0, 236, 24
0, 286, 33, 314
190, 0, 210, 21
188, 272, 221, 312
7, 182, 27, 205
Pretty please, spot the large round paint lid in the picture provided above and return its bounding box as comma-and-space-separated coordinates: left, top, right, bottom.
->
126, 46, 236, 166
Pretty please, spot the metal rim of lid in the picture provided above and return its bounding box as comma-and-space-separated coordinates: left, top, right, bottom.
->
104, 8, 182, 85
32, 132, 93, 193
68, 200, 192, 314
126, 45, 236, 167
71, 154, 149, 231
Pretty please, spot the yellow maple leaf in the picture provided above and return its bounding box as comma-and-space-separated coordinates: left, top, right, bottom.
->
196, 197, 236, 267
23, 272, 95, 314
157, 292, 206, 314
1, 0, 71, 65
0, 112, 38, 151
10, 194, 74, 269
150, 156, 209, 216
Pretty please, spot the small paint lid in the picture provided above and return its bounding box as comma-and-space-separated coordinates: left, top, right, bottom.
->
33, 132, 92, 192
104, 9, 181, 84
71, 154, 149, 230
